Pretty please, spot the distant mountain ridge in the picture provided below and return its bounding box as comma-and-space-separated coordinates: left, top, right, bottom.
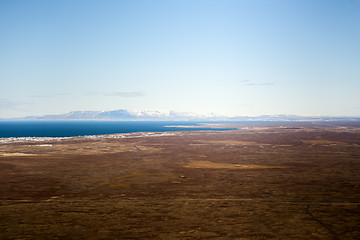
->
22, 110, 213, 121
8, 109, 360, 122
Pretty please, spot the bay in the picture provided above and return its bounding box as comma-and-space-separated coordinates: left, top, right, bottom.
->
0, 121, 234, 138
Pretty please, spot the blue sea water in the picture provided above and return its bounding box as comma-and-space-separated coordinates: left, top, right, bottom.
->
0, 121, 234, 138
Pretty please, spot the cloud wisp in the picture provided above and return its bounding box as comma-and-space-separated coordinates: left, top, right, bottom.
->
0, 98, 31, 110
31, 93, 72, 98
104, 91, 146, 97
239, 80, 274, 86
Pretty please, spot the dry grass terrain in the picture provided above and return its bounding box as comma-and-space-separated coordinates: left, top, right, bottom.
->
1, 122, 360, 239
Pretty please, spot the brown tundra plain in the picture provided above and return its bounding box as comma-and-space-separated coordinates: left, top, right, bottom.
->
1, 122, 360, 240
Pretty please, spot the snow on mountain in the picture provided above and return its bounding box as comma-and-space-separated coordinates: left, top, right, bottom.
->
32, 109, 211, 121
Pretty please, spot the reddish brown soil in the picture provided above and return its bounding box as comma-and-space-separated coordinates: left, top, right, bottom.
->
1, 123, 360, 239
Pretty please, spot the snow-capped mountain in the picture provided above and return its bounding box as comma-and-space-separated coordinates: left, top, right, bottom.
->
29, 109, 216, 121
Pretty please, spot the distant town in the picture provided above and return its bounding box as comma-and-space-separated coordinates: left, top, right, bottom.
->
0, 131, 175, 144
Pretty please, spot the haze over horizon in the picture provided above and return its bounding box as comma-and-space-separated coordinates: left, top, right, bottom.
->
4, 108, 360, 121
1, 0, 360, 118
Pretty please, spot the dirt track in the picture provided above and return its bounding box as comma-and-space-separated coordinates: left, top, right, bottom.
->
1, 123, 360, 239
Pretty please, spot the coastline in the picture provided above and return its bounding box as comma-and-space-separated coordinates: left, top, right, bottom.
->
0, 131, 177, 144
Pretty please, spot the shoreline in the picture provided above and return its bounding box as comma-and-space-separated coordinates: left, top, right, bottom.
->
0, 131, 178, 144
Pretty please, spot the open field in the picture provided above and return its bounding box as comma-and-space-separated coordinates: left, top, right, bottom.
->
1, 122, 360, 239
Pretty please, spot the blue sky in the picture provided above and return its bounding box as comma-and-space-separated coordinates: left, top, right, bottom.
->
1, 0, 359, 118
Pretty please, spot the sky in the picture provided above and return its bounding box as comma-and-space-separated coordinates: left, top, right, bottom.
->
1, 0, 360, 118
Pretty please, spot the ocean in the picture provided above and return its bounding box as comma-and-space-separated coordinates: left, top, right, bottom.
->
0, 121, 234, 138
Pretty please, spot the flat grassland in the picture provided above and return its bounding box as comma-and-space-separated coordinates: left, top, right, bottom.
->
1, 122, 360, 239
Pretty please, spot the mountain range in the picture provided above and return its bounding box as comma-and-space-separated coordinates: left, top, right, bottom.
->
8, 109, 360, 122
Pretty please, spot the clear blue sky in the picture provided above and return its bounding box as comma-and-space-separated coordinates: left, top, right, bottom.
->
1, 0, 359, 118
